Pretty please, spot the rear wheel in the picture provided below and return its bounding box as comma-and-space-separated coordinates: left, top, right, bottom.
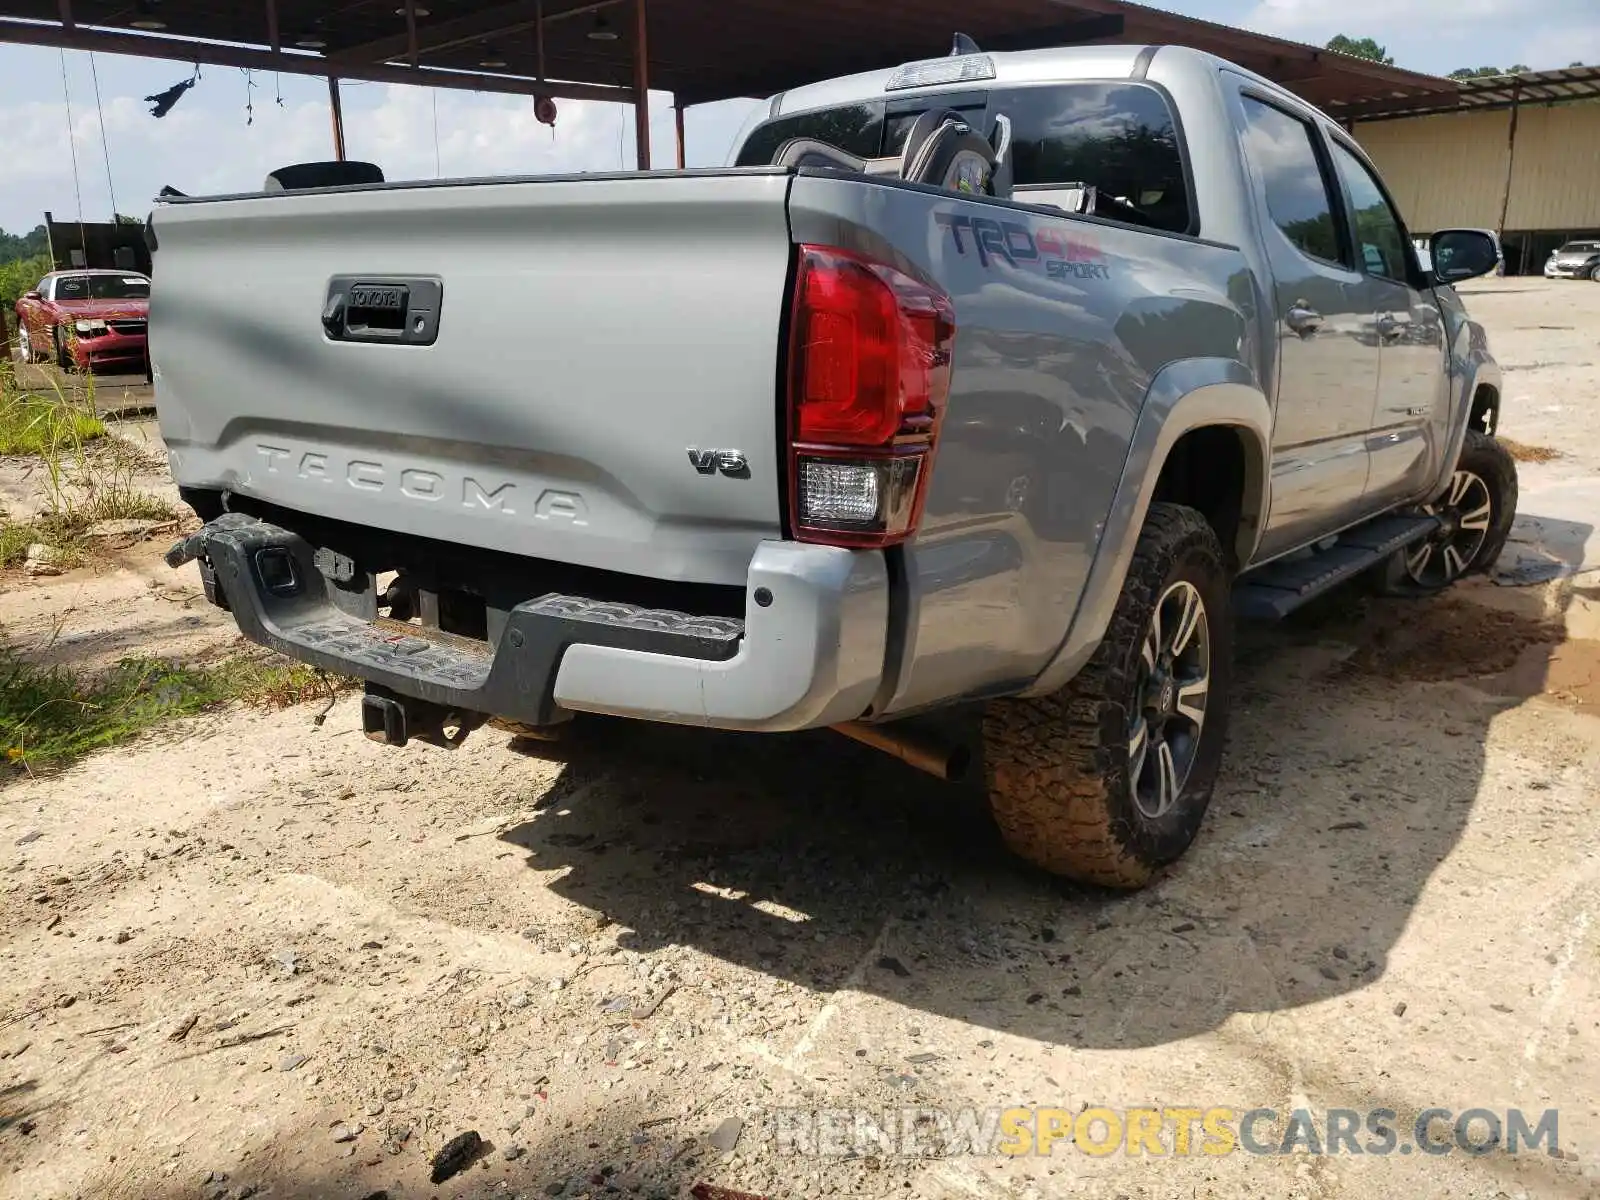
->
983, 503, 1233, 887
1381, 430, 1517, 593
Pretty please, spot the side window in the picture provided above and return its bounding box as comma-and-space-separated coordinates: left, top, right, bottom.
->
1329, 141, 1410, 283
998, 83, 1192, 234
1238, 96, 1342, 265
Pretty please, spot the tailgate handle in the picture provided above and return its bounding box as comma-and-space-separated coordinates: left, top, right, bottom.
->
323, 275, 443, 346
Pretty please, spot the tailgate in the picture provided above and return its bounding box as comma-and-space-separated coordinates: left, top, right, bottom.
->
150, 170, 794, 587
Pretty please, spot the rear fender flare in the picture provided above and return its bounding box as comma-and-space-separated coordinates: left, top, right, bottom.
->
1022, 357, 1271, 698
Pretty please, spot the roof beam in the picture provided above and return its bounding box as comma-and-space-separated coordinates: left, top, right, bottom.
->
0, 18, 634, 103
333, 0, 621, 67
978, 14, 1125, 52
1330, 90, 1475, 123
1264, 56, 1326, 85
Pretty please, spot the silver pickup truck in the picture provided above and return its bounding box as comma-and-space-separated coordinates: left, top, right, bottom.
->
153, 41, 1515, 889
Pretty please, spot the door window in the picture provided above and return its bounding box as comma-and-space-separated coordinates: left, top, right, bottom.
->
1238, 96, 1342, 266
1329, 141, 1410, 284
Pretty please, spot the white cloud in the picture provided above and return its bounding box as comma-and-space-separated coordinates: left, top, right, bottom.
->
0, 46, 759, 233
1244, 0, 1600, 71
1249, 0, 1516, 35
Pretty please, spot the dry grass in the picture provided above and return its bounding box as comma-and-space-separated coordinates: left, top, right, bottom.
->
0, 364, 176, 570
1499, 437, 1562, 464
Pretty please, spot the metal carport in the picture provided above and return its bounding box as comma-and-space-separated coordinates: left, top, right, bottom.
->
0, 0, 1460, 170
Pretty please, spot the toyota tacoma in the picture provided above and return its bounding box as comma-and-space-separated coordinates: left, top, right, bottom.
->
151, 41, 1516, 887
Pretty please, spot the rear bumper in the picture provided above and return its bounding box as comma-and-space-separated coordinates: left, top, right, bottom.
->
169, 514, 889, 733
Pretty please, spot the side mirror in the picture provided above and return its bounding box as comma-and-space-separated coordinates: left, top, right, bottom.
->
1429, 229, 1500, 285
21, 291, 40, 302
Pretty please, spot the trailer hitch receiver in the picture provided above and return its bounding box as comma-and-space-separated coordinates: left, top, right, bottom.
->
361, 684, 486, 749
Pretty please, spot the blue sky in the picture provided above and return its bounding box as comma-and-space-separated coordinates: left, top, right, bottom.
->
2, 0, 1596, 235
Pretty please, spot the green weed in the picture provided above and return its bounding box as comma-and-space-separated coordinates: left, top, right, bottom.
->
0, 392, 105, 456
0, 651, 347, 774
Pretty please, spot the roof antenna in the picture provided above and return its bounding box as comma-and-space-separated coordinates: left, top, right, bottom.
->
950, 32, 981, 56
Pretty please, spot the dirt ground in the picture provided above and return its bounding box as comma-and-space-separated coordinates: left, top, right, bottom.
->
2, 280, 1599, 1200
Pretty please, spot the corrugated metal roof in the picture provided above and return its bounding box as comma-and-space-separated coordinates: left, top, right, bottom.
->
1332, 65, 1600, 122
0, 0, 1459, 110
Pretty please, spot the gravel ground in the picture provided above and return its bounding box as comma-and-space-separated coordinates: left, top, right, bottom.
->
1, 280, 1598, 1200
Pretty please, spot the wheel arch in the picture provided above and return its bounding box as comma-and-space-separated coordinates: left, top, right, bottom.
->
1428, 347, 1502, 504
1024, 357, 1271, 698
1468, 381, 1500, 436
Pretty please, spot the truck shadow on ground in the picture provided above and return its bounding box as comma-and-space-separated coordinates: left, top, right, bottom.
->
499, 518, 1591, 1053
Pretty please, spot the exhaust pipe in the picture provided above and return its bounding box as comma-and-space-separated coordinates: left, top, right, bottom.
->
832, 720, 971, 782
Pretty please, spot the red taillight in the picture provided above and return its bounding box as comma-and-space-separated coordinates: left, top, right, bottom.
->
787, 245, 955, 548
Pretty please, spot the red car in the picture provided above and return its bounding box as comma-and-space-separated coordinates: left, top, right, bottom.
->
13, 268, 151, 376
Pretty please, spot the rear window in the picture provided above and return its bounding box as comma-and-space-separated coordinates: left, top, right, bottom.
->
734, 81, 1192, 234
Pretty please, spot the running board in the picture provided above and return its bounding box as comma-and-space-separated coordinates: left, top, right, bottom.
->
1234, 514, 1440, 619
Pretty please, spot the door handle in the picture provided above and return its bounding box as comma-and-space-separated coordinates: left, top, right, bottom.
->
1375, 314, 1401, 341
1285, 304, 1322, 336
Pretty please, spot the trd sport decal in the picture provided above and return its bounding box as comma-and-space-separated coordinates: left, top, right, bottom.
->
935, 212, 1111, 279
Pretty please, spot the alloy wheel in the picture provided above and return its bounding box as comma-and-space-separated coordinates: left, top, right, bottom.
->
1405, 469, 1493, 588
1127, 580, 1210, 820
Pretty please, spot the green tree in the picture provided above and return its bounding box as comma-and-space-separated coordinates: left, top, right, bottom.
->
0, 253, 53, 309
1326, 35, 1394, 65
1449, 64, 1531, 79
0, 225, 48, 266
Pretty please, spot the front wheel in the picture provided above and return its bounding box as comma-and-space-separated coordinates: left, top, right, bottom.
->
15, 320, 33, 364
1589, 263, 1600, 282
1383, 430, 1518, 593
53, 326, 74, 372
983, 503, 1233, 888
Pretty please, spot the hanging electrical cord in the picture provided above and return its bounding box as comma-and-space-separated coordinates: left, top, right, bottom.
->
241, 66, 258, 125
87, 52, 120, 221
58, 48, 88, 264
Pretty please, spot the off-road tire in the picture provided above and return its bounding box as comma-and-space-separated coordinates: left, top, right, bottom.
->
983, 503, 1233, 888
1461, 430, 1518, 572
1378, 429, 1518, 593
